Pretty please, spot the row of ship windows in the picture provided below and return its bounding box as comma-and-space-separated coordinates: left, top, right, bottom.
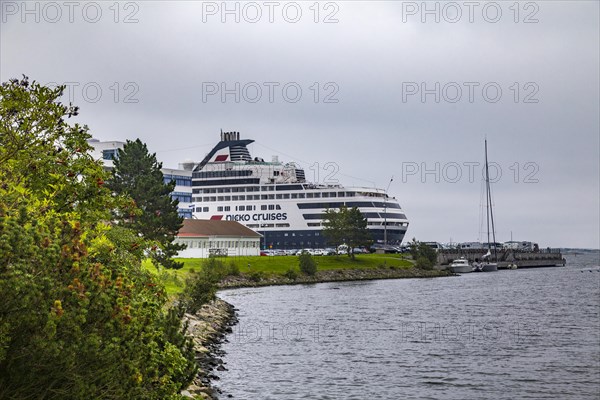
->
193, 186, 358, 197
297, 201, 401, 209
192, 193, 391, 202
303, 213, 408, 220
210, 204, 283, 212
192, 170, 252, 179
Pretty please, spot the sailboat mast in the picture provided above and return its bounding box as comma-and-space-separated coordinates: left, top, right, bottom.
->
485, 139, 498, 261
485, 140, 491, 254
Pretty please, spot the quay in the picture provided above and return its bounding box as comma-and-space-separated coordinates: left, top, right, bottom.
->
437, 248, 566, 269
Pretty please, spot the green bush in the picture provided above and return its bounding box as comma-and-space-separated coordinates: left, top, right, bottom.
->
181, 258, 227, 314
248, 271, 265, 282
226, 261, 240, 276
284, 268, 299, 280
299, 252, 317, 276
416, 256, 434, 270
409, 239, 438, 268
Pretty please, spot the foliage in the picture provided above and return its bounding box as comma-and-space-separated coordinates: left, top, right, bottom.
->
298, 252, 317, 276
248, 271, 265, 282
415, 256, 434, 270
180, 258, 241, 314
107, 139, 184, 269
0, 77, 195, 399
284, 268, 299, 280
409, 238, 437, 270
322, 206, 372, 259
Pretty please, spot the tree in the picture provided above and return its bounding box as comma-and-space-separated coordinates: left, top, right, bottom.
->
322, 206, 372, 259
0, 77, 196, 399
408, 238, 437, 270
108, 139, 185, 270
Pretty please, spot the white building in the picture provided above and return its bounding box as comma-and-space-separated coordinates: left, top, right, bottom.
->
87, 139, 194, 219
88, 138, 125, 170
175, 219, 262, 258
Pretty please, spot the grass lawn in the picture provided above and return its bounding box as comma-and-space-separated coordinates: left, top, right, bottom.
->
144, 254, 413, 295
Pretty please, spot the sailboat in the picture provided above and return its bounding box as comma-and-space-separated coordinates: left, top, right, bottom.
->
477, 139, 498, 272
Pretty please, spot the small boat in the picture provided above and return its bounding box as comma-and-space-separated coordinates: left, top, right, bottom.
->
481, 262, 498, 272
449, 257, 472, 273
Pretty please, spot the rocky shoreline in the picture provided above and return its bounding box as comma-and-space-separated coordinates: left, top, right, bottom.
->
218, 267, 453, 289
181, 299, 237, 400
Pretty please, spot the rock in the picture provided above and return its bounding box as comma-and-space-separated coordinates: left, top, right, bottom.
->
182, 299, 236, 400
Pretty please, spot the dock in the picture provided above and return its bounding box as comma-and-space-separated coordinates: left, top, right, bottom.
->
437, 248, 566, 269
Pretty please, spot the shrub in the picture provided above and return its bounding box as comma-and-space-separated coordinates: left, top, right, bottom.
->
409, 239, 438, 267
284, 268, 299, 280
181, 258, 226, 314
248, 271, 265, 282
226, 261, 240, 276
416, 256, 434, 270
299, 252, 317, 276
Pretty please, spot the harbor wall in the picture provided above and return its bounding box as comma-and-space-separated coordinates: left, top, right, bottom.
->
437, 249, 565, 268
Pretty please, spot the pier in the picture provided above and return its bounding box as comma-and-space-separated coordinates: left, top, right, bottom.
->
437, 248, 566, 269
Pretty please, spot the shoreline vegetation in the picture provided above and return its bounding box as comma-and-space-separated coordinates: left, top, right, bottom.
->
173, 254, 452, 399
148, 253, 451, 295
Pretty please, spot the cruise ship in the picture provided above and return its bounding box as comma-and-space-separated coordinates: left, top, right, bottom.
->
186, 131, 409, 249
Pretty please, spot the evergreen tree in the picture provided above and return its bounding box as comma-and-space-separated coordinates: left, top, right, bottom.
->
108, 139, 185, 269
322, 206, 372, 259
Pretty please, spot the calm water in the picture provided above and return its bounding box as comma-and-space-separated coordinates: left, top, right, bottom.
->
215, 251, 600, 399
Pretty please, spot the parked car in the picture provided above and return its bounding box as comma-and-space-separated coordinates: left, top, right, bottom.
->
323, 248, 337, 255
296, 248, 316, 256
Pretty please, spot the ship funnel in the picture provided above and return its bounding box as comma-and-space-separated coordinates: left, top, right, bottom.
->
220, 131, 240, 142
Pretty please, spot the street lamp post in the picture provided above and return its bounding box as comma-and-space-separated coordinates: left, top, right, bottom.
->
384, 177, 393, 246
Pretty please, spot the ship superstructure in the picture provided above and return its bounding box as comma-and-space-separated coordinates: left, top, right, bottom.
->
186, 131, 409, 249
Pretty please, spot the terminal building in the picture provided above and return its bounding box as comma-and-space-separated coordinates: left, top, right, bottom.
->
174, 219, 262, 258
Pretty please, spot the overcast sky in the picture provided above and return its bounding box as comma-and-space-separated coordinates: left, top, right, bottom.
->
2, 1, 598, 248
